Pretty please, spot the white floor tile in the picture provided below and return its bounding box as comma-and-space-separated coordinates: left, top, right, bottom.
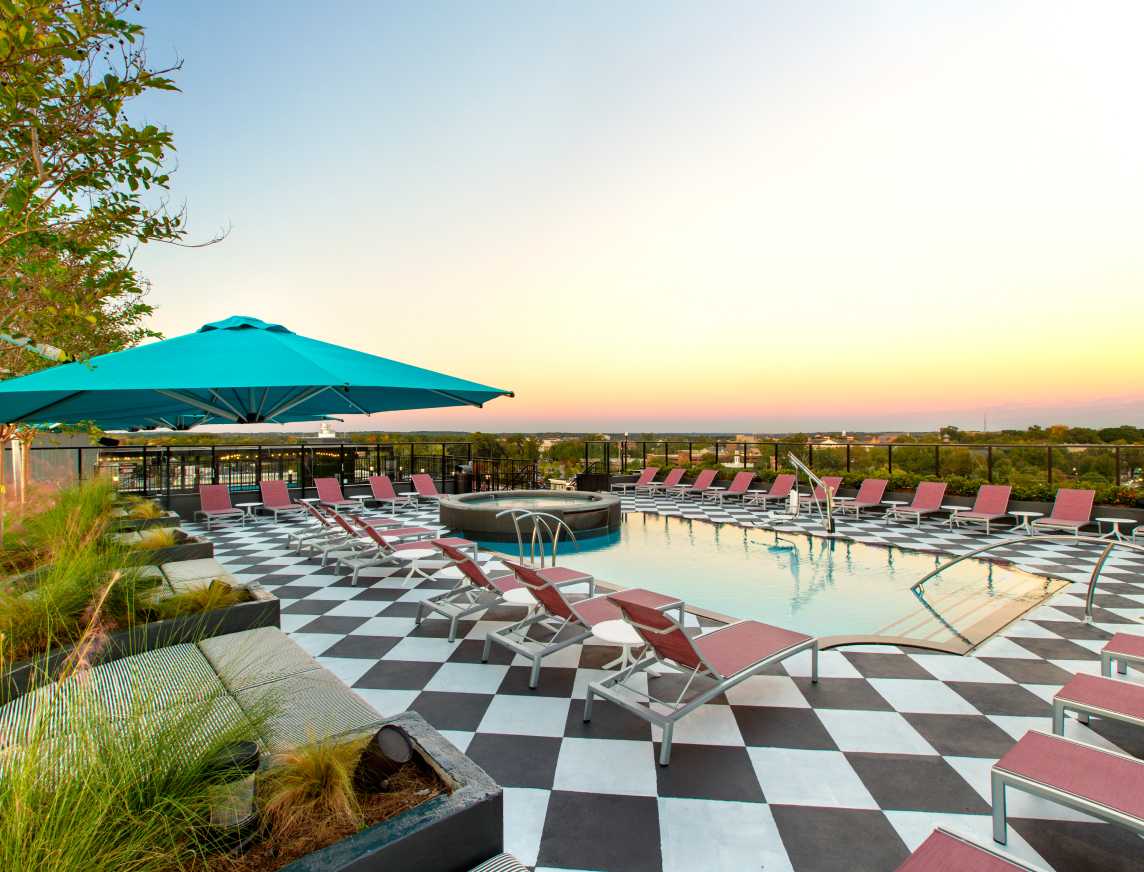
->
478, 695, 571, 737
816, 709, 938, 755
659, 797, 793, 872
723, 675, 810, 708
868, 678, 982, 715
553, 737, 659, 796
748, 747, 878, 809
503, 788, 550, 866
424, 662, 510, 695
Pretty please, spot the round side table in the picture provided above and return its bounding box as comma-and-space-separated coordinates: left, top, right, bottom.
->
592, 619, 646, 670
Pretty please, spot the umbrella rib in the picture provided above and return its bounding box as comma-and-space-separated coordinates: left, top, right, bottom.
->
155, 389, 240, 422
427, 389, 483, 408
208, 389, 247, 421
5, 390, 85, 423
263, 386, 329, 422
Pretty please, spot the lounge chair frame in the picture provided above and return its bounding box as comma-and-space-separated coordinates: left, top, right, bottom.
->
586, 598, 818, 766
1052, 675, 1144, 735
991, 731, 1144, 844
415, 544, 519, 642
481, 565, 599, 687
642, 468, 685, 496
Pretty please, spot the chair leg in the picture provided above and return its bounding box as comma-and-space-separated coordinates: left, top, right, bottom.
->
811, 644, 819, 683
583, 687, 594, 721
415, 601, 426, 626
1052, 700, 1065, 734
991, 775, 1007, 844
481, 635, 493, 663
529, 656, 543, 689
659, 723, 674, 766
448, 614, 459, 643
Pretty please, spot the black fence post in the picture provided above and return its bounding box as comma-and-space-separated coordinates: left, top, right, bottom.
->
256, 446, 263, 489
142, 445, 149, 496
1046, 446, 1052, 486
807, 443, 813, 469
583, 441, 589, 473
1115, 446, 1121, 486
846, 443, 851, 472
773, 443, 779, 471
76, 448, 83, 483
887, 445, 893, 478
210, 445, 217, 485
642, 442, 647, 470
934, 445, 940, 478
987, 446, 993, 483
164, 446, 172, 507
441, 443, 447, 489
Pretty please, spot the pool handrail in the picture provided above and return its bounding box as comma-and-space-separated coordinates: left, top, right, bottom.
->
785, 452, 836, 533
909, 533, 1144, 624
494, 508, 580, 568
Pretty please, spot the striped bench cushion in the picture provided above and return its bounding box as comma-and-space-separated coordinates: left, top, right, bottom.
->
161, 558, 236, 593
198, 627, 321, 693
467, 854, 529, 872
234, 670, 380, 752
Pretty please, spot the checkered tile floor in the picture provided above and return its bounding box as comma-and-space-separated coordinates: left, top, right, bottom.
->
194, 499, 1144, 872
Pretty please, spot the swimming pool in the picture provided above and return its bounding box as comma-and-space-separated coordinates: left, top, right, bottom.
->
482, 513, 1064, 649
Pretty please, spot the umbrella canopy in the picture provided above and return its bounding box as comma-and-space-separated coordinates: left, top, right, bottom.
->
0, 316, 513, 425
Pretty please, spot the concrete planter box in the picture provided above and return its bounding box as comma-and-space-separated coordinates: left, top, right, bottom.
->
281, 711, 502, 872
133, 535, 214, 565
0, 584, 279, 704
111, 511, 182, 532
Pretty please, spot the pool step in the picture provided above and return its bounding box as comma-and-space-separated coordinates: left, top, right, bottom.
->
875, 573, 1065, 649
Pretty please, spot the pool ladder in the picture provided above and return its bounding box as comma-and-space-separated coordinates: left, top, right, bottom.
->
496, 509, 580, 568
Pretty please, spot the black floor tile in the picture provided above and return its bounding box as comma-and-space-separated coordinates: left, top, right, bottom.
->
464, 733, 561, 789
268, 585, 322, 599
845, 753, 991, 814
350, 587, 405, 601
947, 682, 1053, 717
732, 706, 838, 750
280, 599, 342, 615
447, 638, 516, 665
770, 806, 909, 872
296, 615, 370, 635
979, 656, 1079, 684
353, 659, 442, 690
654, 744, 765, 802
565, 697, 654, 742
409, 690, 493, 731
407, 618, 477, 639
1010, 818, 1144, 872
378, 601, 423, 618
792, 678, 893, 711
318, 634, 401, 659
901, 713, 1016, 758
497, 666, 578, 698
842, 652, 933, 679
537, 792, 661, 872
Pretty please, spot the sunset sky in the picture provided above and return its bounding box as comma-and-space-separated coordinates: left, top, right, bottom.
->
132, 1, 1144, 432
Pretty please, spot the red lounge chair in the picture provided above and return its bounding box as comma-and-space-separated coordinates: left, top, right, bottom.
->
482, 559, 607, 688
332, 516, 477, 585
1032, 488, 1095, 537
289, 501, 345, 552
835, 478, 888, 519
611, 467, 659, 495
368, 474, 416, 511
642, 467, 685, 496
258, 480, 307, 523
893, 481, 948, 526
411, 473, 442, 503
668, 468, 717, 500
1101, 633, 1144, 677
194, 484, 246, 530
587, 588, 818, 765
896, 828, 1043, 871
1052, 672, 1144, 735
704, 471, 755, 505
314, 477, 357, 512
414, 542, 530, 641
744, 473, 796, 509
990, 731, 1144, 845
799, 475, 843, 510
952, 485, 1012, 535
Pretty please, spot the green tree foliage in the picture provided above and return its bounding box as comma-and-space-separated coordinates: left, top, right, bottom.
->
0, 0, 188, 376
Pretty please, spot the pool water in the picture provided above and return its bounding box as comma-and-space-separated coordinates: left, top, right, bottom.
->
481, 513, 1062, 646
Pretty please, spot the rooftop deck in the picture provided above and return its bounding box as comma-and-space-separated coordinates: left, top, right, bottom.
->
195, 499, 1144, 871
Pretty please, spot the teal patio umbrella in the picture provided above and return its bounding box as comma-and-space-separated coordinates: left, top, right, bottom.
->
0, 316, 513, 425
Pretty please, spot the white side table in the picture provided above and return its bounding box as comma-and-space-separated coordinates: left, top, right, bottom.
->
592, 619, 646, 670
882, 500, 908, 522
1096, 517, 1137, 541
235, 501, 262, 518
1011, 510, 1043, 534
943, 504, 966, 529
351, 494, 374, 509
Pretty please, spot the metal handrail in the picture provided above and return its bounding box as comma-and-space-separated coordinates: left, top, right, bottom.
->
909, 533, 1144, 623
495, 508, 580, 567
784, 452, 836, 533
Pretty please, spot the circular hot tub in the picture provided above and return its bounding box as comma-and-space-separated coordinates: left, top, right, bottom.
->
438, 490, 622, 541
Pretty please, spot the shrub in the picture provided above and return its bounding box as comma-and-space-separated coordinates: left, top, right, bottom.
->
155, 580, 250, 621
